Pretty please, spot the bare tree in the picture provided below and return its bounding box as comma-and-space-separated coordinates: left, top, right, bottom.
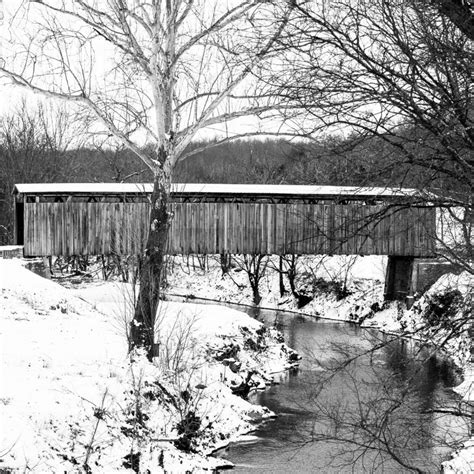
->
303, 335, 469, 473
0, 99, 82, 244
233, 253, 269, 305
271, 0, 473, 271
255, 2, 473, 468
0, 1, 295, 358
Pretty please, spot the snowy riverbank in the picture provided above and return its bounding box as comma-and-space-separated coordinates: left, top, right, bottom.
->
0, 259, 298, 472
166, 255, 471, 363
165, 254, 473, 472
1, 253, 472, 472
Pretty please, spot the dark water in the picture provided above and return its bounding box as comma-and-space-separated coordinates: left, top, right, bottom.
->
216, 307, 469, 473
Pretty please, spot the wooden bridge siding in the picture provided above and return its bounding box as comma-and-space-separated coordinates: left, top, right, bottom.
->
23, 201, 436, 257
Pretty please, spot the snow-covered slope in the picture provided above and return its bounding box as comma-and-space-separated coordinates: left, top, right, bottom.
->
0, 259, 297, 472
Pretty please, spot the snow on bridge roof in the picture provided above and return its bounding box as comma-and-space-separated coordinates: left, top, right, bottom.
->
13, 183, 423, 198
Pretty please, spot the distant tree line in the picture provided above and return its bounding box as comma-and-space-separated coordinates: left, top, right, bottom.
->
0, 103, 463, 245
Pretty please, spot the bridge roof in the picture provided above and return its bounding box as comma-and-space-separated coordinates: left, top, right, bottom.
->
13, 183, 422, 199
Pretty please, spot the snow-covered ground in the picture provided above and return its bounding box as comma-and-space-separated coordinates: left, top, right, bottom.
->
1, 252, 472, 472
0, 258, 298, 472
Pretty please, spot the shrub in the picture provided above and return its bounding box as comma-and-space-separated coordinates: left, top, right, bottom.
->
423, 289, 463, 328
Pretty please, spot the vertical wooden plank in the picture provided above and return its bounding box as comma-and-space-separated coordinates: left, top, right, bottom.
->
248, 203, 253, 254
181, 202, 186, 254
78, 202, 83, 255
306, 204, 313, 254
56, 203, 61, 256
184, 203, 189, 254
197, 202, 202, 254
130, 203, 135, 255
80, 203, 85, 255
58, 203, 63, 257
279, 203, 287, 255
120, 202, 126, 255
116, 202, 123, 255
31, 203, 36, 256
61, 202, 66, 257
232, 203, 238, 254
387, 207, 395, 255
73, 202, 78, 255
249, 203, 255, 254
378, 206, 386, 255
122, 201, 127, 255
51, 202, 57, 257
293, 203, 301, 254
131, 202, 136, 255
102, 203, 108, 255
192, 203, 197, 254
131, 202, 137, 254
321, 202, 327, 254
256, 203, 261, 254
87, 203, 92, 255
302, 204, 309, 254
171, 202, 178, 254
86, 203, 91, 255
261, 204, 268, 255
93, 203, 99, 255
74, 203, 79, 255
47, 204, 52, 257
125, 203, 131, 255
39, 203, 44, 256
23, 203, 28, 255
209, 203, 214, 254
208, 202, 213, 255
219, 203, 225, 254
400, 208, 408, 256
372, 205, 381, 255
36, 203, 40, 256
225, 202, 231, 254
85, 203, 90, 255
311, 204, 319, 255
286, 203, 293, 254
266, 204, 273, 254
187, 203, 192, 254
346, 204, 353, 255
37, 203, 41, 256
37, 203, 42, 256
333, 204, 341, 254
357, 205, 363, 255
33, 202, 40, 255
201, 201, 207, 255
107, 202, 113, 255
94, 203, 100, 255
198, 201, 204, 254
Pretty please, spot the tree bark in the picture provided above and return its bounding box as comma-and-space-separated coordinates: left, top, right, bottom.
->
130, 170, 171, 360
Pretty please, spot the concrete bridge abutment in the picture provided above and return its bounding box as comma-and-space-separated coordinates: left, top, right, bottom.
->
384, 256, 462, 307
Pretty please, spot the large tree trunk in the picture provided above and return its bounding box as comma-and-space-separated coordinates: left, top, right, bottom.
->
130, 170, 171, 360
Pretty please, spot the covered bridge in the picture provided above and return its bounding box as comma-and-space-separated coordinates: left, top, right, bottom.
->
13, 183, 436, 259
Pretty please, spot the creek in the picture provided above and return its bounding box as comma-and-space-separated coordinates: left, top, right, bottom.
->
216, 306, 469, 473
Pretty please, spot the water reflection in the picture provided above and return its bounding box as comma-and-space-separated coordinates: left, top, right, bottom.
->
217, 307, 468, 473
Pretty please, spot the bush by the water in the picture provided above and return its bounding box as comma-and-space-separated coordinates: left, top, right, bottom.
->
423, 289, 464, 328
